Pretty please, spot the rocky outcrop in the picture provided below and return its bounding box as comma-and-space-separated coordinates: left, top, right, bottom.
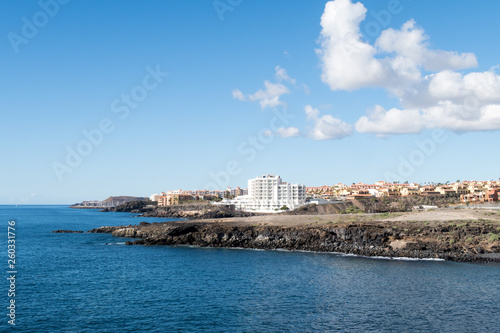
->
100, 201, 258, 219
81, 220, 500, 262
100, 200, 156, 213
287, 196, 462, 215
140, 203, 259, 220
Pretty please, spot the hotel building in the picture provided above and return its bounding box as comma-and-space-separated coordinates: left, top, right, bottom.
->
221, 174, 306, 212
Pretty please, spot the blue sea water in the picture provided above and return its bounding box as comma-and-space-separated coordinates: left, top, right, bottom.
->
0, 205, 499, 332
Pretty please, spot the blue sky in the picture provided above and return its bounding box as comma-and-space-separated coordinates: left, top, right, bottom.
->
1, 0, 499, 204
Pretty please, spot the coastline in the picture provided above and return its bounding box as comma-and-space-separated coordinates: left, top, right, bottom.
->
61, 209, 500, 263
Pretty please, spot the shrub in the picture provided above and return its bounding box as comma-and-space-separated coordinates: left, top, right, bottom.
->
488, 233, 499, 242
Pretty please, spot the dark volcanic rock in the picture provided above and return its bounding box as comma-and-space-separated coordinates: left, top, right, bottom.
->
139, 203, 259, 220
101, 200, 156, 213
85, 221, 500, 263
54, 218, 500, 263
88, 226, 124, 233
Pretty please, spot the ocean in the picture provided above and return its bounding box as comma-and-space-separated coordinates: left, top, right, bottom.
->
1, 205, 499, 332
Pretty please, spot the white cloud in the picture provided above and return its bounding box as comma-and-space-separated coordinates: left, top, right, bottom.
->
421, 103, 500, 132
263, 130, 273, 137
275, 65, 296, 84
232, 89, 245, 101
317, 0, 477, 93
428, 70, 500, 103
276, 127, 301, 138
305, 105, 320, 120
376, 20, 477, 73
233, 66, 298, 109
317, 0, 386, 91
355, 105, 424, 135
305, 105, 352, 140
232, 80, 289, 109
318, 0, 500, 134
310, 115, 353, 140
356, 98, 500, 135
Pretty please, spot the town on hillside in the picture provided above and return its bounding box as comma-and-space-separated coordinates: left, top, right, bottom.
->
148, 175, 500, 213
306, 180, 500, 203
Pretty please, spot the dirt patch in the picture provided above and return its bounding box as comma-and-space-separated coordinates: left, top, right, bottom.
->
381, 210, 479, 222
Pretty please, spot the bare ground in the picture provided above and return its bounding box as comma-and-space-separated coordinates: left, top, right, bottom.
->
197, 209, 500, 227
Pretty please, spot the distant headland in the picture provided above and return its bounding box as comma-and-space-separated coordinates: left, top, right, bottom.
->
70, 196, 149, 209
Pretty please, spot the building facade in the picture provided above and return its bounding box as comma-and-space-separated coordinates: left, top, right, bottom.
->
222, 174, 306, 212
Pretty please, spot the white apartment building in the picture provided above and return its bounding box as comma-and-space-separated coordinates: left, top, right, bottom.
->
218, 174, 306, 213
150, 194, 163, 202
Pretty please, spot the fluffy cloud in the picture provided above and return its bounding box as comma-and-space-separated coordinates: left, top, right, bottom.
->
275, 65, 296, 84
276, 127, 301, 138
305, 105, 320, 120
316, 0, 386, 91
319, 0, 500, 134
232, 81, 289, 109
232, 89, 245, 101
232, 66, 295, 109
421, 103, 500, 132
355, 105, 423, 135
355, 70, 500, 133
317, 0, 477, 92
376, 20, 477, 73
305, 105, 352, 140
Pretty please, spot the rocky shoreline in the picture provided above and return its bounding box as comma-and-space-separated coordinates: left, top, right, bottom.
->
55, 214, 500, 263
99, 201, 260, 219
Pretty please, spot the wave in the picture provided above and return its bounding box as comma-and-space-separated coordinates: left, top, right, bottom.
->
225, 247, 446, 261
168, 245, 446, 261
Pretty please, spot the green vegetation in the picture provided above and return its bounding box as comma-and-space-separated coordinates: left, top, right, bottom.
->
280, 206, 289, 211
466, 237, 474, 243
341, 205, 363, 214
488, 233, 499, 242
449, 238, 455, 244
